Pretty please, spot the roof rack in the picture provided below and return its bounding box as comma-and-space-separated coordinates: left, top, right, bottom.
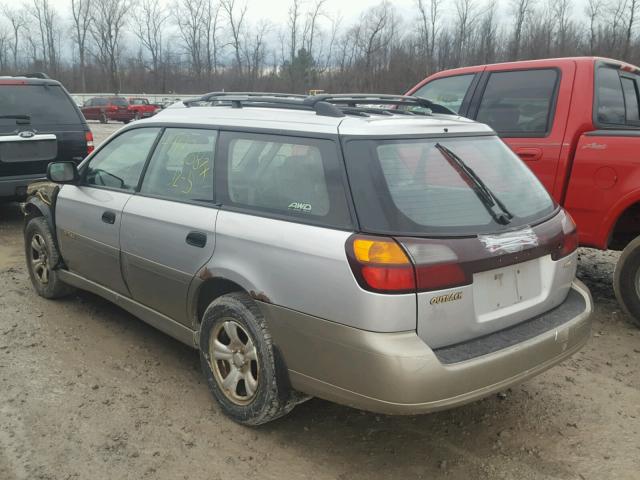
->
19, 72, 50, 79
183, 92, 454, 118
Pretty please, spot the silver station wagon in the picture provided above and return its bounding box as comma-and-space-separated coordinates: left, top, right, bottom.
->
23, 93, 593, 425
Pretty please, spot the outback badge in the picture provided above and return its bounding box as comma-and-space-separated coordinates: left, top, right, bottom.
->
430, 291, 463, 305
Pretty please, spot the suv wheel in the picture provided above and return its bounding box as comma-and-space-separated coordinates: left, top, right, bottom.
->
99, 113, 107, 124
199, 292, 297, 425
25, 217, 75, 299
614, 235, 640, 327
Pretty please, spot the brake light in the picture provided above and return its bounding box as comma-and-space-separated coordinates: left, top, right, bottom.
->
85, 131, 94, 155
415, 263, 468, 291
347, 236, 416, 293
553, 211, 578, 259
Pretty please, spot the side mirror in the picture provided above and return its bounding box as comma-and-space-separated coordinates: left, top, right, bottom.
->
47, 161, 79, 184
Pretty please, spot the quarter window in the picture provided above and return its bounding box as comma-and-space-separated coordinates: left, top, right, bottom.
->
621, 77, 640, 123
412, 74, 474, 114
140, 128, 216, 202
476, 69, 558, 135
84, 128, 160, 191
222, 132, 351, 227
597, 68, 626, 125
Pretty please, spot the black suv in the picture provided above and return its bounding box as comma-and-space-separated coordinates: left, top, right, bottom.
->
0, 75, 92, 200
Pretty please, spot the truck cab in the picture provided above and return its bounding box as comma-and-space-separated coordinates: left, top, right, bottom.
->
407, 57, 640, 325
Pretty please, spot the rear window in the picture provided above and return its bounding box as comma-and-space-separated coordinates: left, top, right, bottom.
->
344, 136, 556, 236
596, 68, 626, 125
412, 74, 474, 114
0, 85, 82, 125
110, 97, 128, 106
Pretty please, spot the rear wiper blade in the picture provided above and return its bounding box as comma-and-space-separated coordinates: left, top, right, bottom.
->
0, 114, 31, 124
435, 142, 513, 225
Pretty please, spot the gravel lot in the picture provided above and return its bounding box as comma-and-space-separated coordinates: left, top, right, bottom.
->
0, 121, 638, 479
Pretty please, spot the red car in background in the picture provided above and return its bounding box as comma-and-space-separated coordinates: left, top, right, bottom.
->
81, 96, 135, 123
406, 56, 640, 326
127, 97, 160, 120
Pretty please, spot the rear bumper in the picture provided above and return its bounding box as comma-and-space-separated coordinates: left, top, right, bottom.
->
261, 280, 592, 415
0, 174, 45, 198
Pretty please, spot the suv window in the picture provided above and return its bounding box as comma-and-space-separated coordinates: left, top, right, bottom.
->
110, 97, 128, 107
621, 76, 640, 123
412, 74, 474, 114
220, 132, 351, 227
141, 128, 216, 202
476, 69, 558, 136
0, 85, 82, 126
596, 68, 626, 125
84, 128, 161, 191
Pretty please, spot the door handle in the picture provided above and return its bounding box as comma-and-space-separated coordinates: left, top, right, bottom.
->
101, 211, 116, 224
186, 231, 207, 248
514, 147, 543, 161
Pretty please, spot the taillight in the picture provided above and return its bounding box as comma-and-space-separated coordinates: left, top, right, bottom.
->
415, 263, 468, 291
346, 235, 416, 293
85, 131, 94, 155
553, 211, 578, 260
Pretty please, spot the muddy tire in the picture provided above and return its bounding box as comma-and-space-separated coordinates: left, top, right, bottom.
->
24, 217, 75, 299
199, 292, 297, 425
614, 235, 640, 328
99, 113, 107, 124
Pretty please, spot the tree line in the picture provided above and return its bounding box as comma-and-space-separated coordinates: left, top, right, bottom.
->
0, 0, 639, 95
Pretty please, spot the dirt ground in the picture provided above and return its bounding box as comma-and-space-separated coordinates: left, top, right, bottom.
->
0, 122, 639, 480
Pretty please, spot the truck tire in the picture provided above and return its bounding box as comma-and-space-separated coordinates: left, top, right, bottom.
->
199, 292, 299, 425
614, 235, 640, 327
24, 217, 75, 299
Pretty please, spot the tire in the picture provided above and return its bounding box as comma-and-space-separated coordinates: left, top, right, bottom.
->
99, 113, 107, 124
24, 217, 75, 299
614, 235, 640, 328
199, 292, 297, 425
133, 112, 141, 121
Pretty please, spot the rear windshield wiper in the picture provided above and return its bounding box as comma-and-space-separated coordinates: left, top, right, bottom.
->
0, 114, 31, 124
435, 143, 513, 225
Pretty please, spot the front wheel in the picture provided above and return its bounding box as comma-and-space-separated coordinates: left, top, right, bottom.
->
614, 235, 640, 327
199, 292, 298, 425
24, 217, 75, 299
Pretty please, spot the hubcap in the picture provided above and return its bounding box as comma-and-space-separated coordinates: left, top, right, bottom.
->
209, 319, 259, 405
30, 233, 50, 285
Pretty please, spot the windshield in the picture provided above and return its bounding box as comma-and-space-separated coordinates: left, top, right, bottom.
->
0, 85, 82, 126
344, 136, 556, 236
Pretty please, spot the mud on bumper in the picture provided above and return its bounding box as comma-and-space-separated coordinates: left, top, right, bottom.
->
260, 280, 592, 415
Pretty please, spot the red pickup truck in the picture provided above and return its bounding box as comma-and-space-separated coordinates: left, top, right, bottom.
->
127, 97, 159, 120
407, 57, 640, 326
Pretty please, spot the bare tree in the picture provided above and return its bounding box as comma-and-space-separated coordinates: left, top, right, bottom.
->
2, 6, 26, 70
91, 0, 131, 91
625, 0, 639, 59
174, 0, 206, 76
31, 0, 59, 74
221, 0, 248, 75
71, 0, 92, 92
133, 0, 169, 82
586, 0, 602, 54
510, 0, 530, 59
201, 0, 222, 76
453, 0, 476, 65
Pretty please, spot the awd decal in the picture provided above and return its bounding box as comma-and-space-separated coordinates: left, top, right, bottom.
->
288, 202, 312, 212
430, 291, 463, 305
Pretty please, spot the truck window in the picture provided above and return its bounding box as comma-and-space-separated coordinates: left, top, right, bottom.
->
412, 74, 474, 114
621, 77, 640, 123
596, 68, 626, 125
476, 69, 558, 136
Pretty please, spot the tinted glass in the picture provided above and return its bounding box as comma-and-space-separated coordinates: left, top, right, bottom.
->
344, 136, 555, 236
0, 85, 82, 125
222, 133, 351, 227
413, 75, 474, 113
141, 128, 216, 202
94, 98, 107, 106
596, 68, 626, 125
85, 128, 160, 191
476, 69, 558, 134
621, 77, 640, 122
111, 97, 128, 106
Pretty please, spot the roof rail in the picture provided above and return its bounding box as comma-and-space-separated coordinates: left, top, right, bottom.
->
182, 92, 454, 118
19, 72, 50, 79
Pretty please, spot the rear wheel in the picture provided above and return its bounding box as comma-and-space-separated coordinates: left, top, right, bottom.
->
614, 235, 640, 327
99, 112, 107, 124
24, 217, 74, 299
199, 292, 298, 425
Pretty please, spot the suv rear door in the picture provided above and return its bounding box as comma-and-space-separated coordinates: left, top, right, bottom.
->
0, 80, 88, 182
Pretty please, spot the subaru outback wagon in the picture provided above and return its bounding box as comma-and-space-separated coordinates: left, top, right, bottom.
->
23, 93, 592, 425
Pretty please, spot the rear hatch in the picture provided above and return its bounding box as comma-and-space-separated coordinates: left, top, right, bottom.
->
343, 135, 578, 348
0, 81, 88, 177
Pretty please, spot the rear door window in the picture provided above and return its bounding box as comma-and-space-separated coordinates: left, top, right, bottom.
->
412, 74, 475, 114
475, 69, 559, 136
621, 76, 640, 123
0, 85, 82, 126
219, 132, 352, 227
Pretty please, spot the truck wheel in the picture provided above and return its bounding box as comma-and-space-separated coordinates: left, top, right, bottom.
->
24, 217, 75, 299
99, 113, 107, 124
199, 292, 297, 425
614, 235, 640, 327
133, 112, 141, 121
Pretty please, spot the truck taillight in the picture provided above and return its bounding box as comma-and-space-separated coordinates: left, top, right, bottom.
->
346, 236, 416, 293
86, 131, 94, 155
553, 211, 578, 260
